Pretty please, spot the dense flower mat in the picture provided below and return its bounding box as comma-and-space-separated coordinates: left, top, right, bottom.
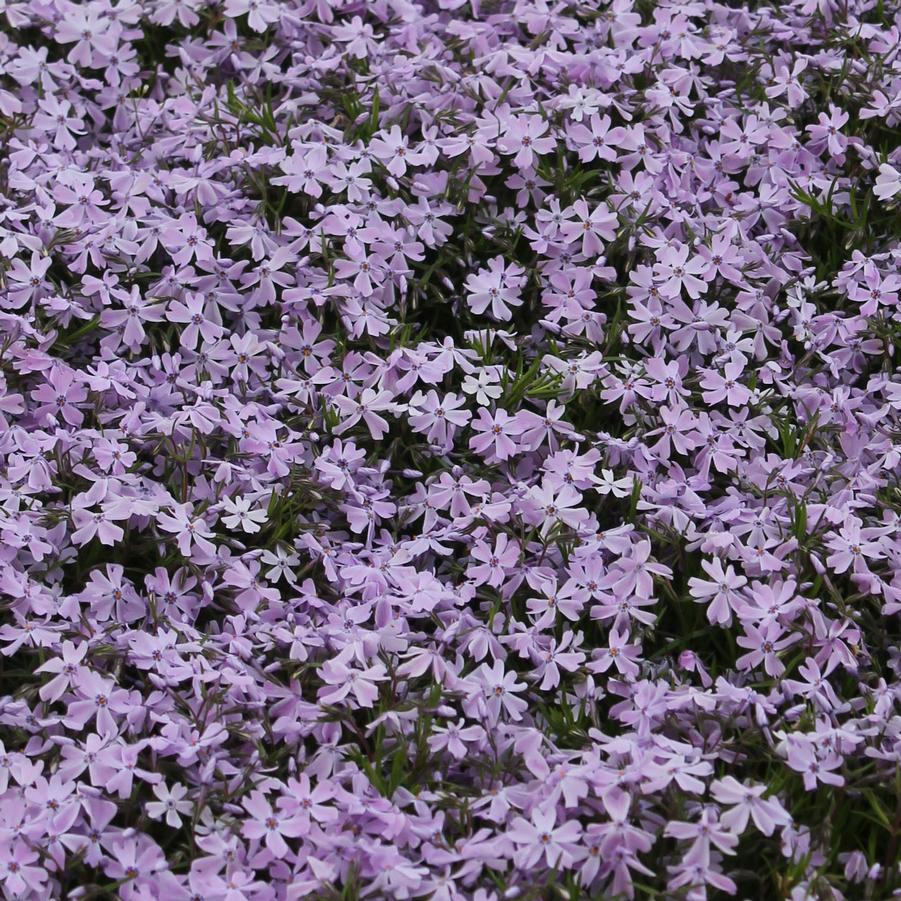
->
1, 0, 901, 898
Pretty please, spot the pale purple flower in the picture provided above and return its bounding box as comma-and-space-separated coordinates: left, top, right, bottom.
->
469, 408, 524, 461
333, 388, 397, 440
506, 808, 582, 869
711, 778, 792, 836
465, 257, 525, 320
241, 791, 305, 858
498, 116, 555, 169
319, 651, 388, 708
428, 719, 486, 759
475, 661, 528, 723
157, 504, 217, 558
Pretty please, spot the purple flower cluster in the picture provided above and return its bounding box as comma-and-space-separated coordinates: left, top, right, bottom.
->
1, 0, 901, 898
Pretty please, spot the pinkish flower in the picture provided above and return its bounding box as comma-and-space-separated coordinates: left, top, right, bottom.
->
241, 791, 305, 858
498, 116, 556, 169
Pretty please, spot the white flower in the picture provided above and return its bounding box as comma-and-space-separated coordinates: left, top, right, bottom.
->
595, 468, 633, 498
146, 782, 192, 828
461, 368, 503, 406
261, 545, 299, 583
221, 495, 268, 533
874, 163, 901, 201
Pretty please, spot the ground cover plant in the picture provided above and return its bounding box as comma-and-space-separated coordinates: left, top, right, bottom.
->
1, 0, 901, 898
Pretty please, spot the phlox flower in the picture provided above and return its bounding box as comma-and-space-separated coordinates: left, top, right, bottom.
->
146, 782, 192, 828
874, 163, 901, 201
710, 778, 791, 836
465, 257, 525, 321
318, 650, 388, 708
469, 407, 524, 461
497, 116, 556, 169
241, 791, 305, 858
157, 504, 218, 558
31, 366, 88, 427
567, 114, 624, 163
468, 533, 520, 588
506, 807, 582, 869
474, 661, 528, 723
806, 105, 849, 157
333, 387, 397, 440
736, 620, 798, 677
221, 495, 268, 533
428, 719, 486, 759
